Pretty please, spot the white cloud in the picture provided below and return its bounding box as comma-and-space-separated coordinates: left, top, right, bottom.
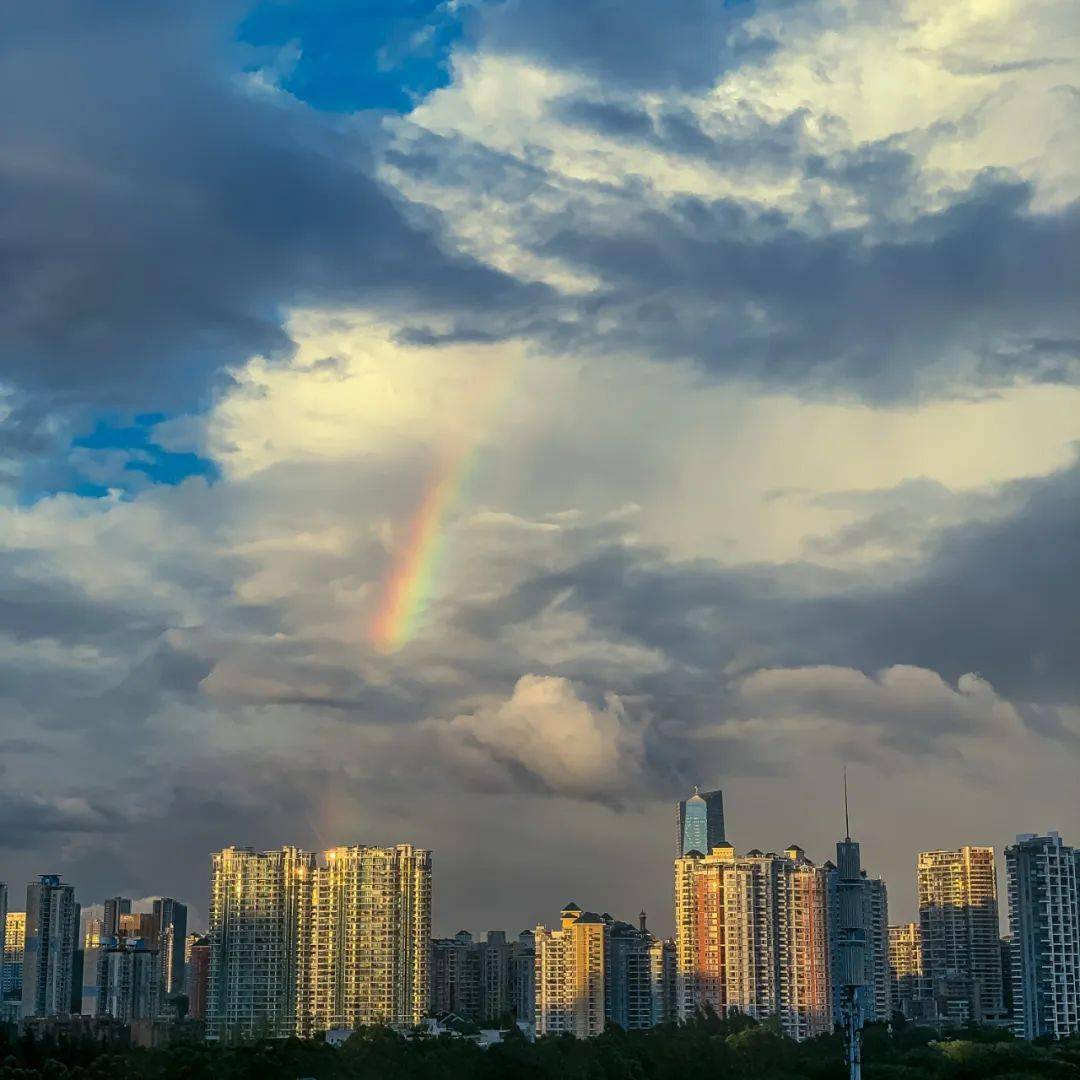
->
433, 674, 644, 797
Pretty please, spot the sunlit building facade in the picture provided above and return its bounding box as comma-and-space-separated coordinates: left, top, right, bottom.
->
299, 844, 431, 1034
917, 846, 1005, 1023
534, 904, 607, 1038
207, 846, 316, 1040
675, 844, 832, 1040
1006, 832, 1080, 1039
208, 843, 431, 1040
4, 910, 26, 999
889, 921, 927, 1019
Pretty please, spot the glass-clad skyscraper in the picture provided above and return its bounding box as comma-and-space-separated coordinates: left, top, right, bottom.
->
676, 788, 725, 855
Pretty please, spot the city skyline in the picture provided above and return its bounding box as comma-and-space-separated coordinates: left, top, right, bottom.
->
2, 0, 1079, 968
2, 790, 1065, 939
5, 801, 1079, 1047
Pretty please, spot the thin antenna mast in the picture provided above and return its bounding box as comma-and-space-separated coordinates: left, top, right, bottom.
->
843, 764, 851, 841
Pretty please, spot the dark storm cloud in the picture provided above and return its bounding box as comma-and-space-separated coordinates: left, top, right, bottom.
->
0, 1, 546, 416
551, 94, 811, 172
840, 459, 1080, 703
450, 457, 1080, 740
0, 794, 118, 848
540, 177, 1080, 402
480, 0, 787, 90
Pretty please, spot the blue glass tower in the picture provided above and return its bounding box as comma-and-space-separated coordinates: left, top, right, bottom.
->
676, 788, 725, 855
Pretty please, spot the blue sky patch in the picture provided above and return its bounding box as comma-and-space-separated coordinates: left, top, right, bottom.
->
59, 414, 219, 498
238, 0, 466, 113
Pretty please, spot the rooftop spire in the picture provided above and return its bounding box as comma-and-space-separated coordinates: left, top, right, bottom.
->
843, 764, 851, 841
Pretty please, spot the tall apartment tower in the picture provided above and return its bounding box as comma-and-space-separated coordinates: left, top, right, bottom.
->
865, 878, 892, 1022
888, 922, 927, 1020
648, 934, 677, 1026
3, 911, 26, 999
512, 930, 536, 1024
675, 844, 832, 1041
607, 914, 663, 1030
186, 936, 212, 1022
152, 898, 188, 999
431, 928, 517, 1023
534, 904, 607, 1038
21, 875, 79, 1018
96, 940, 161, 1023
431, 930, 480, 1018
0, 884, 6, 998
299, 844, 431, 1033
102, 898, 132, 938
1006, 832, 1080, 1039
207, 846, 316, 1040
828, 870, 892, 1026
676, 788, 725, 856
917, 847, 1005, 1024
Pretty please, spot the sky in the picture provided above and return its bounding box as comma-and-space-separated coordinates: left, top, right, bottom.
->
1, 0, 1079, 938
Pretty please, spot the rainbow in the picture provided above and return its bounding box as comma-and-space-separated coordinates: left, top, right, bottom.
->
368, 357, 513, 652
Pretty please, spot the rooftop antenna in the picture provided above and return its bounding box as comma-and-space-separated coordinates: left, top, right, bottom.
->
843, 764, 851, 842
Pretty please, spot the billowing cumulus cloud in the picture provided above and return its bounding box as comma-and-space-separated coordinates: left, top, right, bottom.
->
434, 674, 645, 798
1, 0, 1079, 932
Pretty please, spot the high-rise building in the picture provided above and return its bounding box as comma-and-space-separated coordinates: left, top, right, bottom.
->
1000, 935, 1014, 1019
207, 846, 316, 1040
827, 863, 892, 1028
648, 934, 676, 1027
153, 898, 188, 999
533, 904, 670, 1038
3, 911, 26, 999
21, 875, 79, 1019
478, 930, 514, 1023
431, 928, 534, 1025
96, 939, 160, 1023
917, 847, 1005, 1024
186, 935, 212, 1022
83, 914, 104, 950
675, 844, 832, 1041
118, 912, 159, 943
534, 904, 607, 1038
102, 898, 132, 938
512, 930, 535, 1025
299, 844, 431, 1034
607, 914, 660, 1030
0, 884, 6, 998
431, 930, 480, 1018
888, 922, 927, 1020
1006, 832, 1080, 1040
865, 877, 892, 1022
208, 843, 432, 1041
676, 788, 725, 856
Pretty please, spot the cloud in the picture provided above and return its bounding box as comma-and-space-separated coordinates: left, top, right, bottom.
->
735, 665, 1019, 754
433, 674, 645, 799
477, 0, 784, 90
0, 1, 545, 422
384, 0, 1080, 401
0, 794, 116, 848
2, 0, 1079, 933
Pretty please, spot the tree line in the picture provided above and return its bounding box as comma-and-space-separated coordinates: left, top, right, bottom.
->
2, 1011, 1078, 1079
